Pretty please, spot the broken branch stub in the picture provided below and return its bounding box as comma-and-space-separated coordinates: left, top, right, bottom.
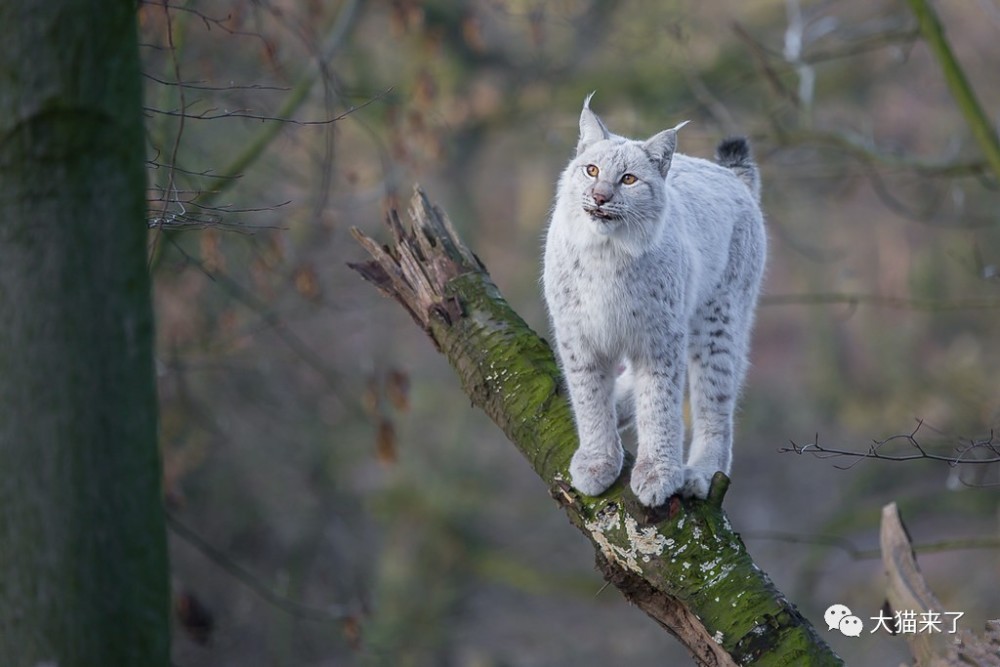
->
880, 503, 1000, 666
349, 188, 482, 332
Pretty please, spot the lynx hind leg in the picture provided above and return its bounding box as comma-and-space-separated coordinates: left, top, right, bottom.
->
613, 361, 636, 430
684, 210, 764, 499
685, 276, 763, 499
684, 297, 744, 499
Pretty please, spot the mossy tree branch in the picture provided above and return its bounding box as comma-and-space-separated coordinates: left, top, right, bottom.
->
349, 188, 842, 666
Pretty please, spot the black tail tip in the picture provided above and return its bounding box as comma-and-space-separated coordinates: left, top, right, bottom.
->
715, 136, 752, 164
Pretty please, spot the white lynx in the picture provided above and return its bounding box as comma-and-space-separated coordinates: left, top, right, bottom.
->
542, 95, 766, 506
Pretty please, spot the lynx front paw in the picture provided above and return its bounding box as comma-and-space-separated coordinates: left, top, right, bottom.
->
682, 465, 716, 499
570, 447, 623, 497
630, 459, 684, 507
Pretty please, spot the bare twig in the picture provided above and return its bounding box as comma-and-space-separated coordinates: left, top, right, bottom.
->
149, 0, 188, 264
780, 422, 1000, 469
145, 0, 366, 268
145, 192, 290, 231
139, 1, 271, 44
143, 94, 384, 125
761, 292, 1000, 311
142, 72, 290, 91
196, 0, 362, 205
146, 158, 241, 180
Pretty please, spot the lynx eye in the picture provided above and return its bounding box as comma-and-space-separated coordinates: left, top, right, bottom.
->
585, 164, 599, 177
621, 173, 638, 185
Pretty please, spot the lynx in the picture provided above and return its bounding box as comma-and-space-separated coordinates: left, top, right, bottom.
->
542, 95, 766, 506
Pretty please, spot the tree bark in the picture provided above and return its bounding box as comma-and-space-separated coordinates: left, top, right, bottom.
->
350, 188, 842, 666
0, 2, 170, 666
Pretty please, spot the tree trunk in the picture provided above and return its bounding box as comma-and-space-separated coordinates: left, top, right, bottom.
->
0, 2, 170, 666
349, 188, 842, 666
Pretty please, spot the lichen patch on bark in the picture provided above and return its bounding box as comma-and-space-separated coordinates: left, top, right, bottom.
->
584, 503, 670, 574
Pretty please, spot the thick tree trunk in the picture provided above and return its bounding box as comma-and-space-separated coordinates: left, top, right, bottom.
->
0, 2, 170, 666
350, 188, 842, 666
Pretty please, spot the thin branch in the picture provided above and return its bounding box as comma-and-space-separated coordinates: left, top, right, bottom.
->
147, 184, 291, 213
142, 72, 290, 92
167, 512, 351, 622
198, 0, 362, 203
146, 158, 242, 180
139, 1, 270, 43
143, 97, 382, 125
779, 422, 1000, 469
147, 0, 364, 270
761, 292, 1000, 311
145, 196, 290, 231
150, 0, 188, 267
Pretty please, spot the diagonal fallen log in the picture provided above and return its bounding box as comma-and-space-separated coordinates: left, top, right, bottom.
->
349, 186, 841, 665
881, 503, 1000, 667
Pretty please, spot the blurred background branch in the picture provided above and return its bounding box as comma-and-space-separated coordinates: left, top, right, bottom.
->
905, 0, 1000, 182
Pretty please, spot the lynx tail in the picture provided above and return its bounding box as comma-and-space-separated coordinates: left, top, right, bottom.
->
715, 137, 760, 203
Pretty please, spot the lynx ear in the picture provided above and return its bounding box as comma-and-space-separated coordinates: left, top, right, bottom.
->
644, 120, 690, 177
577, 92, 610, 156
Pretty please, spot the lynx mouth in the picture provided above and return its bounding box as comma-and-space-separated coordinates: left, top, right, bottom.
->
584, 207, 619, 221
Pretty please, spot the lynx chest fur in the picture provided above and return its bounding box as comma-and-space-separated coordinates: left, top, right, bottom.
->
545, 156, 740, 355
541, 95, 766, 507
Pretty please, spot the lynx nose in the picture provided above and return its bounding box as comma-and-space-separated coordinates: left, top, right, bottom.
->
592, 183, 613, 206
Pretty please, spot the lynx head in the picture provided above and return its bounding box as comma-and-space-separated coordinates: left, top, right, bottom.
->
561, 93, 688, 242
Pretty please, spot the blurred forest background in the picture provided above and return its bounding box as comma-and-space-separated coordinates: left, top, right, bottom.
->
141, 1, 1000, 665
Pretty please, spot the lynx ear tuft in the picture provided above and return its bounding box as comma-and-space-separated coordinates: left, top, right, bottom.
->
643, 120, 690, 177
578, 92, 610, 156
